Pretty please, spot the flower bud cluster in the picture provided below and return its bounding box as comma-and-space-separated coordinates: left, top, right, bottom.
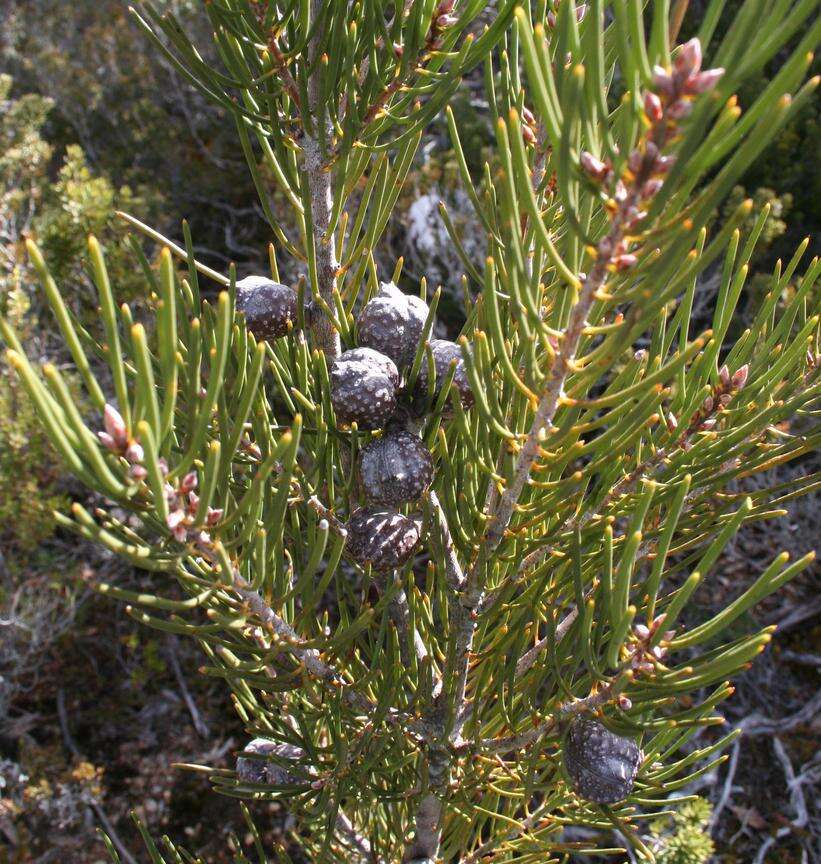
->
429, 0, 457, 49
651, 38, 725, 121
97, 405, 146, 481
164, 470, 223, 546
674, 363, 748, 447
521, 105, 538, 146
97, 403, 223, 546
628, 614, 676, 676
579, 39, 724, 272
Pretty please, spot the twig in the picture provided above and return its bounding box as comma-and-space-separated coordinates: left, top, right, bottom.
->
165, 635, 210, 738
428, 490, 465, 591
335, 810, 377, 863
57, 689, 139, 864
390, 587, 429, 666
710, 737, 741, 829
738, 690, 821, 737
304, 0, 341, 359
780, 650, 821, 668
752, 737, 808, 864
231, 569, 432, 741
766, 595, 821, 632
455, 603, 579, 732
467, 670, 633, 755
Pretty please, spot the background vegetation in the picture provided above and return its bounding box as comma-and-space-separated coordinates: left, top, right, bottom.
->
0, 1, 817, 861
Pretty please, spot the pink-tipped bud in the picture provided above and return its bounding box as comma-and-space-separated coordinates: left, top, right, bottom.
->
158, 458, 169, 477
580, 150, 608, 181
206, 507, 224, 526
652, 613, 667, 629
521, 105, 536, 126
702, 395, 714, 413
651, 645, 667, 660
437, 0, 456, 12
627, 148, 643, 173
667, 99, 693, 119
652, 65, 675, 96
641, 178, 664, 199
614, 180, 629, 203
522, 123, 537, 145
731, 364, 749, 389
613, 253, 638, 271
167, 510, 186, 530
172, 524, 188, 543
128, 464, 148, 481
719, 365, 731, 388
667, 412, 678, 431
125, 441, 144, 464
634, 623, 651, 640
575, 3, 588, 22
97, 431, 118, 452
436, 13, 457, 28
719, 392, 733, 406
181, 471, 198, 494
194, 530, 212, 550
103, 405, 128, 449
675, 38, 703, 77
685, 68, 725, 94
701, 417, 717, 430
546, 10, 557, 27
617, 695, 632, 710
643, 91, 663, 122
187, 492, 199, 512
392, 42, 404, 58
624, 207, 648, 229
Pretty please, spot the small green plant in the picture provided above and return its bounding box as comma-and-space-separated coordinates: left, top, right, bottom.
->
2, 2, 819, 862
651, 798, 715, 864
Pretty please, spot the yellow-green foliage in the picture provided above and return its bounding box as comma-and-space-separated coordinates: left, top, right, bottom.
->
652, 799, 715, 864
0, 296, 69, 557
1, 73, 156, 301
0, 74, 153, 561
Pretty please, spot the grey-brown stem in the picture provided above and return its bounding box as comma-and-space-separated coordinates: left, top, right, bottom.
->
304, 0, 341, 359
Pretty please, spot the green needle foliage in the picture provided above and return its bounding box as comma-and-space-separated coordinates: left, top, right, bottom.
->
3, 1, 819, 862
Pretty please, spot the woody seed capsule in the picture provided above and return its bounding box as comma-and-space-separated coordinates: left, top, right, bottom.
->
412, 339, 474, 413
564, 719, 641, 804
331, 348, 400, 430
357, 281, 430, 369
236, 739, 305, 785
236, 276, 301, 340
346, 507, 420, 572
360, 428, 434, 506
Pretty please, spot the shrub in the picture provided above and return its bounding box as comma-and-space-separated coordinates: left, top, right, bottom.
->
2, 2, 818, 861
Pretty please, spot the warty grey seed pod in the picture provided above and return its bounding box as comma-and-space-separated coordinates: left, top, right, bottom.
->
346, 507, 420, 572
564, 719, 641, 804
236, 276, 300, 340
331, 349, 399, 430
360, 428, 434, 506
357, 281, 430, 369
236, 739, 305, 785
336, 347, 401, 388
413, 339, 474, 412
